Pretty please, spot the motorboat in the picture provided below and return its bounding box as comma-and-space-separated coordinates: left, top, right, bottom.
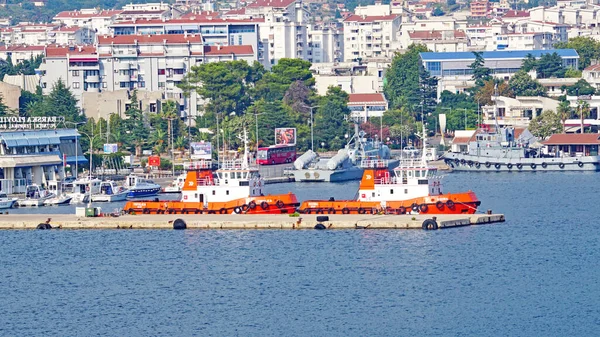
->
17, 184, 54, 207
163, 173, 186, 193
44, 180, 73, 205
0, 192, 17, 209
67, 177, 102, 204
124, 175, 161, 198
123, 128, 299, 215
91, 181, 129, 202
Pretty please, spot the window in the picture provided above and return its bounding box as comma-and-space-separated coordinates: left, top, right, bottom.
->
238, 35, 242, 45
139, 81, 145, 88
102, 82, 107, 88
174, 68, 184, 74
73, 82, 80, 89
120, 82, 129, 88
72, 70, 79, 76
158, 69, 165, 75
212, 190, 215, 195
42, 82, 47, 88
426, 62, 441, 76
150, 103, 157, 113
158, 82, 165, 88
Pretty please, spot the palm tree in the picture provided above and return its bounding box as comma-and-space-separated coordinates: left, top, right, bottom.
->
151, 128, 166, 155
174, 136, 187, 158
161, 100, 179, 152
556, 100, 572, 133
576, 100, 591, 134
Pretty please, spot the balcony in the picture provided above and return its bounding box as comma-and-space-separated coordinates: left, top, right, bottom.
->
170, 60, 185, 69
117, 73, 131, 82
172, 73, 185, 81
85, 75, 100, 83
118, 62, 132, 70
86, 87, 100, 93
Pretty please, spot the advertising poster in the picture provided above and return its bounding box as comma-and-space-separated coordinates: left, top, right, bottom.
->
275, 128, 296, 145
191, 141, 212, 160
103, 143, 118, 154
148, 155, 161, 167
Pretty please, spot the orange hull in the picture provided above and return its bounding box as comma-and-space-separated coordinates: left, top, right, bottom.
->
124, 193, 299, 215
298, 192, 480, 215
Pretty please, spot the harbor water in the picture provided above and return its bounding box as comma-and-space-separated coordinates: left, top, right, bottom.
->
1, 172, 599, 336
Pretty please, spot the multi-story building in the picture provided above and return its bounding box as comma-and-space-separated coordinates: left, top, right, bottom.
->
470, 1, 490, 18
420, 49, 580, 98
311, 61, 387, 95
0, 24, 94, 46
406, 30, 468, 52
307, 23, 343, 63
342, 14, 401, 62
39, 34, 257, 121
109, 15, 266, 66
347, 93, 388, 121
0, 45, 45, 63
53, 9, 123, 35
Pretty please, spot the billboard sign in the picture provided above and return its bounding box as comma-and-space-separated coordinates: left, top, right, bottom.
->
275, 128, 296, 145
148, 155, 161, 167
103, 143, 118, 154
190, 141, 212, 160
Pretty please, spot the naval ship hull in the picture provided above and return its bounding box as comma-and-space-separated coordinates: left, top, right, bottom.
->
443, 153, 600, 172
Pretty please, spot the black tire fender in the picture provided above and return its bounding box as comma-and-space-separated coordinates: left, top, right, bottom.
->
422, 219, 438, 230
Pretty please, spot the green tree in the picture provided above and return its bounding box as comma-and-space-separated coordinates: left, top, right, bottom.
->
26, 78, 82, 122
180, 60, 259, 116
432, 6, 444, 16
563, 79, 596, 96
384, 44, 430, 111
576, 100, 591, 133
314, 86, 351, 151
564, 68, 582, 78
556, 100, 572, 132
469, 51, 492, 88
521, 53, 538, 72
255, 58, 313, 101
536, 52, 566, 79
555, 36, 600, 70
528, 110, 563, 139
508, 70, 547, 97
124, 89, 146, 156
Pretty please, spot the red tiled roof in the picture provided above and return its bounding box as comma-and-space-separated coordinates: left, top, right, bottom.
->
343, 14, 399, 23
408, 30, 467, 40
584, 64, 600, 72
348, 93, 387, 104
247, 0, 296, 8
224, 8, 247, 15
112, 16, 264, 25
97, 34, 203, 45
120, 10, 168, 15
45, 45, 98, 57
451, 136, 472, 144
542, 133, 600, 145
54, 10, 122, 18
204, 45, 254, 55
503, 10, 529, 18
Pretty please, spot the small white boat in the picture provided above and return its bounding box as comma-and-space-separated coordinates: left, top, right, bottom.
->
163, 173, 186, 193
125, 174, 161, 198
17, 185, 54, 207
0, 192, 17, 209
67, 177, 102, 204
91, 181, 129, 202
44, 195, 73, 206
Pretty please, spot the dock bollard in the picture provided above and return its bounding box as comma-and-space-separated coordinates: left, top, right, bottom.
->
487, 209, 492, 215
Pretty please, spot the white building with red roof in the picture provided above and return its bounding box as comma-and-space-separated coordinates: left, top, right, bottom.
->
0, 45, 45, 63
53, 9, 123, 35
405, 30, 468, 52
347, 93, 388, 121
39, 33, 257, 121
342, 13, 401, 62
0, 23, 94, 46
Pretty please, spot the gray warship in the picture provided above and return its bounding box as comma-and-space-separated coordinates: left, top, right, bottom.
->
292, 126, 397, 182
443, 126, 600, 172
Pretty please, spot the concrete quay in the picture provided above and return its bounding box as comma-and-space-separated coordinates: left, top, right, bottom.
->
0, 213, 505, 230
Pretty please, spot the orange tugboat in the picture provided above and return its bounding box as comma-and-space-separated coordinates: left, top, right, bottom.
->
298, 127, 480, 215
123, 132, 299, 215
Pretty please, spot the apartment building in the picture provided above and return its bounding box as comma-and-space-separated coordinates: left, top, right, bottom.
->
307, 23, 343, 63
406, 30, 468, 52
311, 61, 387, 95
0, 45, 44, 63
342, 14, 401, 62
39, 34, 257, 121
109, 15, 266, 66
347, 93, 388, 121
53, 9, 123, 35
0, 24, 94, 46
530, 5, 600, 29
470, 1, 490, 18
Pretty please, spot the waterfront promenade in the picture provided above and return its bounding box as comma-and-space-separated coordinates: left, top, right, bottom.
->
0, 213, 504, 230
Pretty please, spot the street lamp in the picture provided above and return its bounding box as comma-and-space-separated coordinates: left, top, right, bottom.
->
460, 108, 469, 130
300, 103, 320, 152
78, 127, 103, 208
64, 121, 86, 177
163, 115, 177, 176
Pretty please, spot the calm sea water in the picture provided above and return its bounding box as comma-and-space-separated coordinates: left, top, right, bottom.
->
1, 172, 599, 336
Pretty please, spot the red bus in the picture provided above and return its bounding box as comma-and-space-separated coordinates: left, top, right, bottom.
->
256, 145, 297, 165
